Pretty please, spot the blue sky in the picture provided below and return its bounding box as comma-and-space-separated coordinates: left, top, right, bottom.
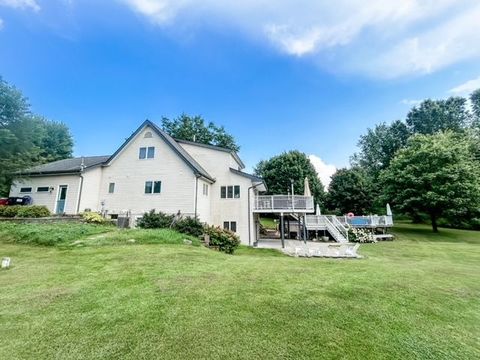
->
1, 0, 480, 186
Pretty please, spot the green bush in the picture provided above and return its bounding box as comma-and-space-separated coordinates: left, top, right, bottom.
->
137, 210, 175, 229
16, 206, 51, 218
81, 212, 106, 224
173, 216, 204, 237
204, 225, 241, 254
0, 205, 22, 217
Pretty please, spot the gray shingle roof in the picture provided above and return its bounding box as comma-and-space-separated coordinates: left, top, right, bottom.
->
22, 156, 110, 175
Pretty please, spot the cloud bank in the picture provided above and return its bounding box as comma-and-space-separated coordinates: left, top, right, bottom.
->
121, 0, 480, 78
308, 154, 336, 190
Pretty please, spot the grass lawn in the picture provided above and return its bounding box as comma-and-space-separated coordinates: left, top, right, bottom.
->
260, 216, 277, 229
0, 222, 479, 359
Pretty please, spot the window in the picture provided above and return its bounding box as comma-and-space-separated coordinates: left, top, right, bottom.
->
203, 183, 209, 196
223, 221, 237, 232
108, 183, 115, 194
140, 146, 155, 159
145, 181, 161, 194
153, 181, 161, 193
20, 187, 32, 193
147, 146, 155, 158
220, 185, 240, 199
37, 186, 50, 192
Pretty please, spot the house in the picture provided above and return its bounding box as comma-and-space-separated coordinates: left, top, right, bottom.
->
9, 120, 267, 245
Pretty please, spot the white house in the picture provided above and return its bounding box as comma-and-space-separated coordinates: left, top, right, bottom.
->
9, 120, 268, 245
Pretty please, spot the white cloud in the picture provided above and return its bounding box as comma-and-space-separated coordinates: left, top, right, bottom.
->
0, 18, 3, 29
120, 0, 480, 78
0, 0, 40, 11
308, 154, 336, 190
400, 99, 422, 106
448, 76, 480, 95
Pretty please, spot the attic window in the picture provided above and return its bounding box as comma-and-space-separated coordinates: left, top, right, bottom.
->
144, 131, 153, 138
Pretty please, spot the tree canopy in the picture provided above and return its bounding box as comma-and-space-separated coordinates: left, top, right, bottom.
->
380, 132, 480, 232
327, 167, 373, 215
0, 77, 73, 195
161, 114, 240, 152
406, 97, 469, 135
254, 150, 325, 205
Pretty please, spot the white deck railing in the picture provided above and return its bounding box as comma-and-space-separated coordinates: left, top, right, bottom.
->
254, 195, 314, 212
337, 215, 393, 227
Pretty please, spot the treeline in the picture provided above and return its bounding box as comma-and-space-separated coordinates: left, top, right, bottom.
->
0, 78, 74, 195
327, 90, 480, 231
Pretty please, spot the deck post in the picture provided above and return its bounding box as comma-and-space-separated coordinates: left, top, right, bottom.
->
280, 213, 285, 248
298, 216, 301, 240
303, 214, 307, 244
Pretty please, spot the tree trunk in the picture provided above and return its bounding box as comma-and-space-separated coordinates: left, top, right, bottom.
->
430, 213, 438, 232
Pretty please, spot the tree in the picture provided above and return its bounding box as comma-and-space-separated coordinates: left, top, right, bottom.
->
352, 120, 410, 178
161, 114, 240, 151
471, 89, 480, 126
254, 150, 325, 205
327, 167, 373, 215
380, 132, 480, 232
0, 77, 73, 195
406, 97, 469, 135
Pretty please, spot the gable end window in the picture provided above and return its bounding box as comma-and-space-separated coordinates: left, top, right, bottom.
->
108, 183, 115, 194
139, 147, 155, 159
145, 181, 162, 194
220, 185, 240, 199
203, 183, 209, 196
37, 187, 50, 192
20, 187, 32, 193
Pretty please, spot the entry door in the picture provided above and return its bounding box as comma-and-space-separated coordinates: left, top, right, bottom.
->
56, 185, 68, 214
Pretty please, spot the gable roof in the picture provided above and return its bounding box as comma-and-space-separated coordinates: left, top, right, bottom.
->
106, 120, 215, 183
176, 139, 245, 169
21, 156, 110, 175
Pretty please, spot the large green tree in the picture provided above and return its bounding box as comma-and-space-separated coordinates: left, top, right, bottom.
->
406, 97, 469, 135
327, 167, 373, 215
254, 150, 325, 205
352, 120, 410, 178
0, 77, 73, 195
380, 132, 480, 232
161, 114, 240, 152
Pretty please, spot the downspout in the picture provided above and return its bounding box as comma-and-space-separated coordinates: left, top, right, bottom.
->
248, 183, 262, 247
194, 175, 199, 218
76, 157, 86, 214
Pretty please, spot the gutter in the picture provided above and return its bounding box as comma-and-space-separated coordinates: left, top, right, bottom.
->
194, 175, 199, 218
76, 158, 86, 214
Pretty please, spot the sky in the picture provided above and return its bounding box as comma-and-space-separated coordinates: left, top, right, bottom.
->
1, 0, 480, 188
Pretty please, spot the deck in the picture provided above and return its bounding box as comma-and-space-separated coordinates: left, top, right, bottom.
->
253, 195, 314, 213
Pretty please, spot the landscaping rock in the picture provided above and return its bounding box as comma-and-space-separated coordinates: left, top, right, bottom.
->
127, 239, 136, 244
183, 239, 192, 245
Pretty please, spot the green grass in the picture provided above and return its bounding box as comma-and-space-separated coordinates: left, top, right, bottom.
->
260, 216, 277, 229
0, 222, 479, 359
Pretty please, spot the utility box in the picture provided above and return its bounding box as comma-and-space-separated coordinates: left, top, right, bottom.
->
117, 216, 130, 229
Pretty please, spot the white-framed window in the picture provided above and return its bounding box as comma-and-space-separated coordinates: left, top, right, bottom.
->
139, 146, 155, 159
37, 186, 50, 192
220, 185, 240, 199
108, 183, 115, 194
145, 181, 161, 194
20, 187, 32, 193
203, 183, 209, 196
223, 221, 237, 232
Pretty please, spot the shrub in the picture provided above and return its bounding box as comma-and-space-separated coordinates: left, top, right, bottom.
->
16, 206, 51, 218
347, 226, 376, 243
204, 225, 241, 254
137, 210, 175, 229
0, 205, 23, 218
81, 212, 106, 224
173, 216, 204, 237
